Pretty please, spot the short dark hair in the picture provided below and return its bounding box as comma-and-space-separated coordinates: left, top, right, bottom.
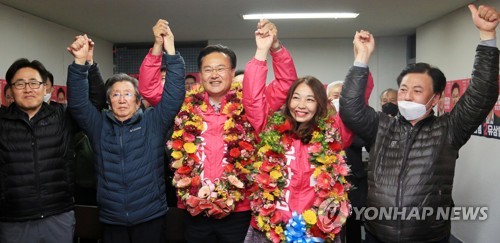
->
46, 71, 54, 86
397, 63, 446, 95
283, 76, 329, 144
104, 73, 142, 104
185, 74, 196, 81
197, 44, 236, 70
451, 82, 460, 93
234, 70, 244, 77
5, 58, 48, 85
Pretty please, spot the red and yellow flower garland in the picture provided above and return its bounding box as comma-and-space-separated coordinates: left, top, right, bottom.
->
168, 82, 256, 219
249, 112, 352, 242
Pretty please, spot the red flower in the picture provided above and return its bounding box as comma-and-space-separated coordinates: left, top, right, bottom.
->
310, 224, 327, 239
269, 228, 281, 243
270, 211, 282, 224
224, 164, 234, 173
282, 133, 293, 146
240, 159, 251, 167
177, 166, 192, 174
260, 160, 276, 173
328, 141, 342, 151
226, 103, 240, 113
191, 176, 201, 187
256, 173, 271, 186
229, 148, 241, 158
317, 172, 333, 190
259, 204, 276, 216
188, 154, 200, 163
248, 183, 260, 193
317, 215, 335, 233
183, 132, 196, 142
308, 142, 322, 153
332, 182, 345, 195
238, 141, 254, 151
275, 119, 292, 133
172, 140, 184, 150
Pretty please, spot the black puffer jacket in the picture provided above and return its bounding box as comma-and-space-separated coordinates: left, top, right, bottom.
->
0, 104, 76, 221
339, 45, 499, 242
0, 62, 106, 222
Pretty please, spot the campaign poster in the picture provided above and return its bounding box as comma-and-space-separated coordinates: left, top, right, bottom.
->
441, 76, 500, 139
1, 79, 6, 106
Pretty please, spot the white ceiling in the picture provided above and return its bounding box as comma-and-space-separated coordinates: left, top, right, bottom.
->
0, 0, 473, 43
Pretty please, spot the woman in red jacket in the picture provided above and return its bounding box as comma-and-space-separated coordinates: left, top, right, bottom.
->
242, 26, 374, 242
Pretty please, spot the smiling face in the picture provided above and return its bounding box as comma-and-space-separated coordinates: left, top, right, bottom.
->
288, 82, 318, 123
11, 67, 46, 118
108, 81, 140, 121
199, 52, 235, 103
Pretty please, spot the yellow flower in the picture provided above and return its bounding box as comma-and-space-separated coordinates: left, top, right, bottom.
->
257, 215, 265, 228
272, 189, 280, 197
172, 129, 184, 139
253, 162, 263, 169
270, 170, 282, 180
313, 167, 322, 177
312, 131, 322, 141
171, 151, 183, 160
258, 145, 272, 155
183, 142, 197, 154
199, 103, 207, 112
224, 118, 235, 130
275, 225, 284, 234
225, 134, 238, 142
263, 192, 274, 201
316, 154, 327, 164
263, 224, 270, 231
233, 191, 242, 201
302, 209, 317, 225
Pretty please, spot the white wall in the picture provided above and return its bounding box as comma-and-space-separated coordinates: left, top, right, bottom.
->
210, 36, 407, 108
0, 4, 113, 85
417, 1, 500, 242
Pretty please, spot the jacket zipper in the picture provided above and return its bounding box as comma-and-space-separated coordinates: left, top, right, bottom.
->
119, 127, 129, 224
395, 126, 415, 242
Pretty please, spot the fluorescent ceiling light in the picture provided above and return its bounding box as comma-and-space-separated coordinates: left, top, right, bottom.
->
242, 13, 359, 20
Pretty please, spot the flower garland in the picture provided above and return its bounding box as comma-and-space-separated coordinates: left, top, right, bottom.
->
249, 112, 352, 242
168, 82, 256, 219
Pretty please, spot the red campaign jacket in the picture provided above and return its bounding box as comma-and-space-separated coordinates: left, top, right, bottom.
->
243, 53, 374, 223
138, 47, 297, 212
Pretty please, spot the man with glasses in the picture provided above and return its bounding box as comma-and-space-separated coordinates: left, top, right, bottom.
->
67, 25, 185, 242
139, 19, 296, 243
0, 55, 106, 242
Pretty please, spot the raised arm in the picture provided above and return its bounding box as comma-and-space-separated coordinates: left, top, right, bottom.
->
138, 19, 171, 107
66, 35, 102, 136
449, 4, 499, 148
339, 31, 379, 145
85, 38, 107, 110
150, 20, 186, 134
243, 19, 297, 133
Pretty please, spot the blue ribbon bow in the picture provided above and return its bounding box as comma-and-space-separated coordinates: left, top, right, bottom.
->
284, 211, 324, 243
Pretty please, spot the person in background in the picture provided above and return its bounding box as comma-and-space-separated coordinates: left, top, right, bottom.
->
327, 80, 344, 112
380, 88, 398, 116
185, 74, 197, 91
450, 82, 460, 109
4, 85, 14, 107
67, 23, 185, 242
339, 5, 498, 242
233, 69, 244, 84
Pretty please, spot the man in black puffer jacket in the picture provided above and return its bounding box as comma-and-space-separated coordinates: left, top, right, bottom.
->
0, 51, 106, 241
339, 4, 498, 243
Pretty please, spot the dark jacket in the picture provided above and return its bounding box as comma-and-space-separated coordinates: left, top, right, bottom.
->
67, 53, 185, 226
0, 64, 106, 222
339, 45, 499, 242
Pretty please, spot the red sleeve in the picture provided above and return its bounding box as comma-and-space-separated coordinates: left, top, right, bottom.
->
264, 46, 298, 112
138, 49, 163, 106
242, 58, 269, 134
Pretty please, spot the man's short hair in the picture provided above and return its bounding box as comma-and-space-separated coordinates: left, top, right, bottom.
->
197, 44, 237, 70
185, 74, 196, 82
46, 71, 54, 86
234, 70, 244, 77
397, 63, 446, 95
380, 88, 397, 100
5, 58, 48, 85
104, 73, 142, 104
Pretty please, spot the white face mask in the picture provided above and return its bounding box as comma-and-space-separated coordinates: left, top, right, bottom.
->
398, 95, 435, 121
43, 93, 52, 103
331, 99, 340, 112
